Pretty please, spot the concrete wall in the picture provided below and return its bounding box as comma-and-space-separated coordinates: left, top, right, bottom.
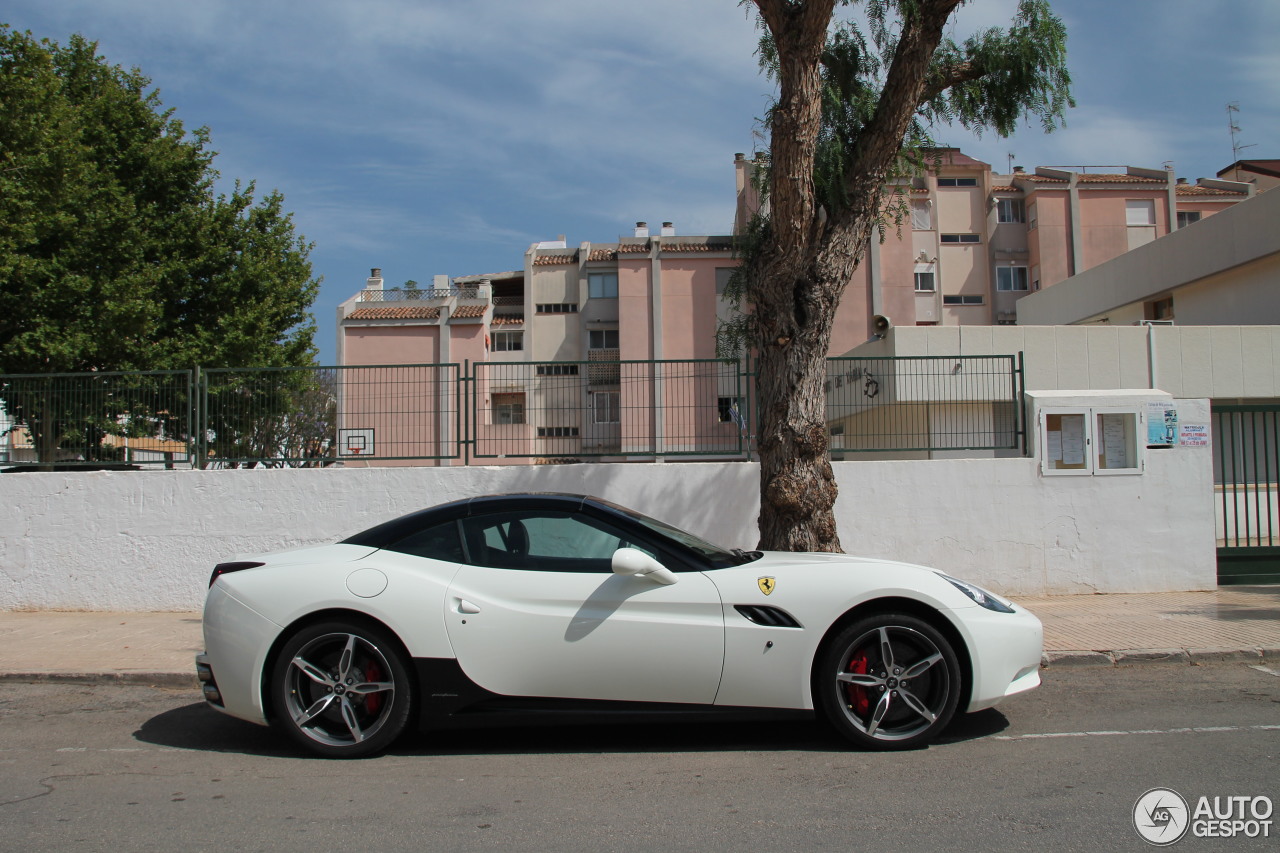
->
850, 324, 1280, 401
1, 447, 1216, 611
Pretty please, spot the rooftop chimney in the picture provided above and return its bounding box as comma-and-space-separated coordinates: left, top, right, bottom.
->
1012, 166, 1025, 174
367, 267, 384, 290
634, 221, 649, 238
1176, 177, 1188, 185
660, 222, 675, 237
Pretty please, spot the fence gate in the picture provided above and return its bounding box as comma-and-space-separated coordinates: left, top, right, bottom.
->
1214, 404, 1280, 585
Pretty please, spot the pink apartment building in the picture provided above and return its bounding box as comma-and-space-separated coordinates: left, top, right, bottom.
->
334, 150, 1253, 464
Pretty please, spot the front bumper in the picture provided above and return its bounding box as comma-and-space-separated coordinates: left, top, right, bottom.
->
957, 603, 1044, 713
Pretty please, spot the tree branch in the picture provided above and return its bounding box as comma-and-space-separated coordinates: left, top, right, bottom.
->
918, 58, 987, 105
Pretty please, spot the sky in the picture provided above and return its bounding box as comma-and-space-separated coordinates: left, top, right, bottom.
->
6, 0, 1278, 364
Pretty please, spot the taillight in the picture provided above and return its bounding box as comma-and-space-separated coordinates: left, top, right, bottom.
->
208, 561, 264, 587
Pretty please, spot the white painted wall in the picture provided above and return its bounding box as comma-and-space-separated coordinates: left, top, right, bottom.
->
1, 442, 1216, 611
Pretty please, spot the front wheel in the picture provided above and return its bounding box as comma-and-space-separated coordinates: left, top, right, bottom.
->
270, 620, 413, 758
816, 613, 961, 750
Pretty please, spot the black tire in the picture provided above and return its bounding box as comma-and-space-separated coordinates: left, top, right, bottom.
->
270, 620, 413, 758
815, 613, 961, 750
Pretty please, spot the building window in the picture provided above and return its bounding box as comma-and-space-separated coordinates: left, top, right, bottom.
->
937, 177, 978, 187
492, 393, 525, 425
1177, 210, 1202, 228
940, 234, 981, 244
536, 364, 579, 376
491, 330, 523, 351
1149, 297, 1174, 321
537, 426, 580, 438
914, 272, 936, 292
592, 391, 620, 424
536, 303, 579, 314
997, 198, 1025, 223
1125, 199, 1156, 226
1027, 203, 1038, 230
943, 295, 984, 306
996, 267, 1029, 291
589, 328, 619, 349
910, 200, 932, 230
588, 272, 618, 298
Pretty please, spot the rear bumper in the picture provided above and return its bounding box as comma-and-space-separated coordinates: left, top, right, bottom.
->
199, 583, 283, 726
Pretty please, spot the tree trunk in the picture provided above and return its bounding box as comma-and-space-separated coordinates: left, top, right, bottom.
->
749, 0, 962, 552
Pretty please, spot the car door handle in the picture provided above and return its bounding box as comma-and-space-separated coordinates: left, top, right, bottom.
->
455, 599, 481, 615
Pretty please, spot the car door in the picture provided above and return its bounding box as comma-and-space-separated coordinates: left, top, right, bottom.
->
443, 508, 725, 704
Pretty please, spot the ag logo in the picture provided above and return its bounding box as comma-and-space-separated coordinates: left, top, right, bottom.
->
1134, 788, 1190, 846
757, 577, 776, 596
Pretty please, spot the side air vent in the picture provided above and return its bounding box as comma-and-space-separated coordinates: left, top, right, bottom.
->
734, 605, 803, 629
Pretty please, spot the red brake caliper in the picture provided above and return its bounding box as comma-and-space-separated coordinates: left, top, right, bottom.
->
846, 651, 870, 716
363, 661, 383, 715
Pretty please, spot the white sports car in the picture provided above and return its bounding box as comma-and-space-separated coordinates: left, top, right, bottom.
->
196, 493, 1042, 758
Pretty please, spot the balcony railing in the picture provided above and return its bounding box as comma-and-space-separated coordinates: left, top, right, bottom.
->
359, 286, 480, 302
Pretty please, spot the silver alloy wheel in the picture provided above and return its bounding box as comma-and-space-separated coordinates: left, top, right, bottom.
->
833, 624, 952, 742
282, 632, 398, 748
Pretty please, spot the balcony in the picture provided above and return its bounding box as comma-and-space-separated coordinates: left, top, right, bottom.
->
492, 295, 525, 325
342, 283, 491, 322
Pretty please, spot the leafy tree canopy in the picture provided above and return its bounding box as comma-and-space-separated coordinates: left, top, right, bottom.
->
0, 24, 320, 375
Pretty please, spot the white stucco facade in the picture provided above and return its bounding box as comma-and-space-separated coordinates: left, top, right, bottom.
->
1, 437, 1216, 611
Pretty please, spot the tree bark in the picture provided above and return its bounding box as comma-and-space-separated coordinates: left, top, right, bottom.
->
750, 0, 961, 552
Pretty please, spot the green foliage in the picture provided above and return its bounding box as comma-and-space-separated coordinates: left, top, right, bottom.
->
0, 25, 320, 376
0, 25, 320, 465
717, 0, 1073, 357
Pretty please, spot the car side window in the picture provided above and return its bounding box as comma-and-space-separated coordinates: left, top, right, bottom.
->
460, 511, 657, 572
384, 520, 464, 563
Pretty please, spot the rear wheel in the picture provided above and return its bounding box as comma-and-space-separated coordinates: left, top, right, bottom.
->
270, 620, 413, 758
816, 613, 960, 750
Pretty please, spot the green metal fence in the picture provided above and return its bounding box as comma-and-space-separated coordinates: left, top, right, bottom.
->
825, 354, 1025, 455
470, 359, 747, 460
0, 370, 193, 468
198, 364, 462, 466
1, 354, 1024, 468
1213, 403, 1280, 584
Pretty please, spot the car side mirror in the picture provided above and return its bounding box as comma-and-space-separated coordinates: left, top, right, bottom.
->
611, 547, 678, 585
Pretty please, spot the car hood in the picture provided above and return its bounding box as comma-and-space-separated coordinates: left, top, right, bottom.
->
748, 550, 942, 576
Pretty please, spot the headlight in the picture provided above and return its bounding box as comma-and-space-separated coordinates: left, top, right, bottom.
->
939, 574, 1016, 613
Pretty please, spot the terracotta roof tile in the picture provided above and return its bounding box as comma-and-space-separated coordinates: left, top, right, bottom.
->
1022, 174, 1068, 184
491, 314, 524, 326
660, 240, 734, 253
533, 253, 576, 266
1176, 184, 1247, 197
617, 243, 650, 254
991, 185, 1018, 193
1076, 173, 1164, 184
589, 248, 618, 261
450, 304, 487, 319
347, 306, 440, 320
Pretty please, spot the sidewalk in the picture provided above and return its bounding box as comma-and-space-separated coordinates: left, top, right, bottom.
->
1, 587, 1278, 687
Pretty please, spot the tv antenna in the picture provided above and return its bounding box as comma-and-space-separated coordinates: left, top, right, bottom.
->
1227, 102, 1256, 179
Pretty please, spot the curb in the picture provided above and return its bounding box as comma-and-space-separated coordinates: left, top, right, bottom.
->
1041, 647, 1277, 668
0, 672, 198, 688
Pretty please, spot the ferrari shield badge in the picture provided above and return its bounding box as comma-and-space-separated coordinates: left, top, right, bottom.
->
757, 576, 776, 596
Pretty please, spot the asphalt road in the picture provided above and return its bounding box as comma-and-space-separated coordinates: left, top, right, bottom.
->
0, 664, 1277, 853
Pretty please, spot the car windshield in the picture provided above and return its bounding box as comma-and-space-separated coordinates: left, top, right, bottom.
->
593, 497, 759, 568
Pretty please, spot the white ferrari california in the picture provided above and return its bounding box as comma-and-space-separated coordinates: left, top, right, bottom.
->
196, 493, 1042, 757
